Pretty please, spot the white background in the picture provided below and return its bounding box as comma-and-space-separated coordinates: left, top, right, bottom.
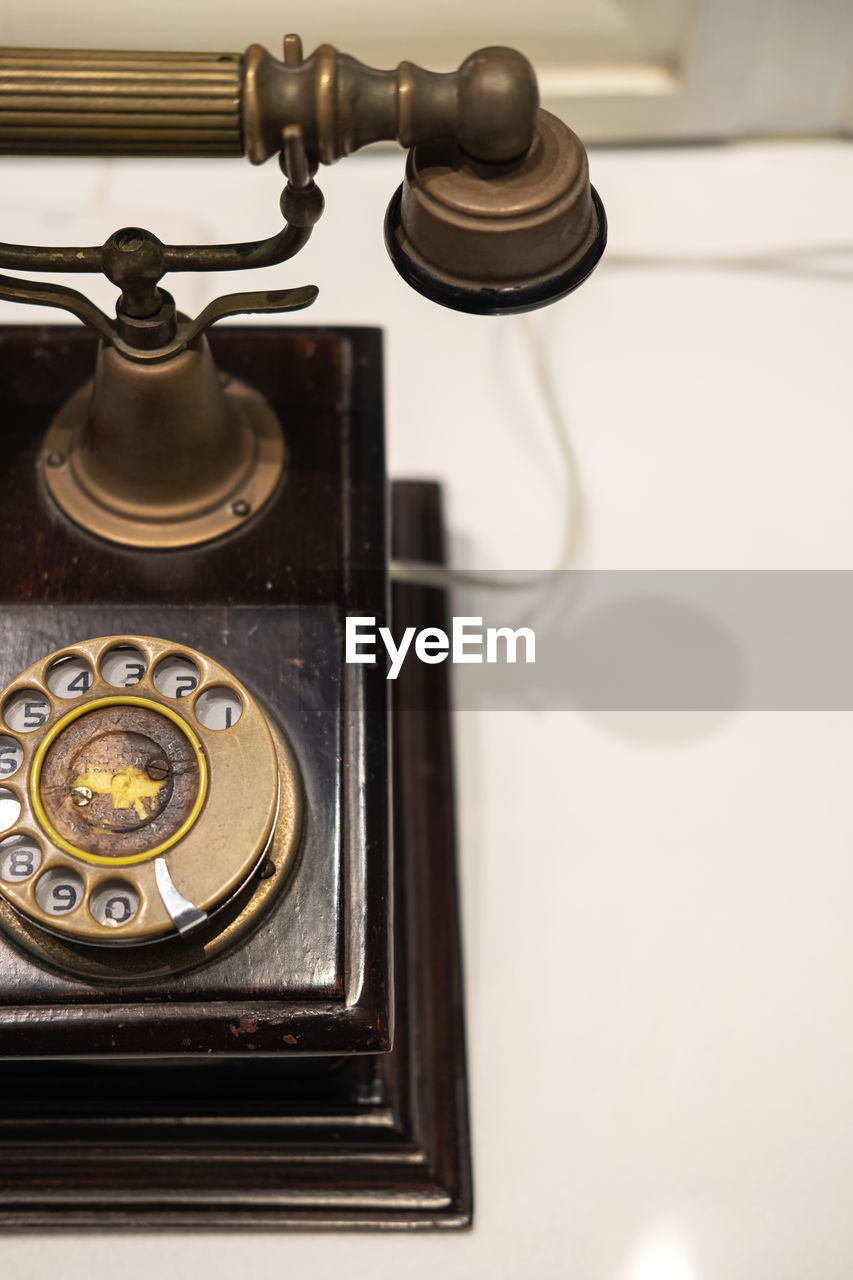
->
2, 3, 853, 1278
0, 131, 851, 1280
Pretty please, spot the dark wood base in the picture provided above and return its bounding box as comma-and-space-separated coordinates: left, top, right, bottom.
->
0, 324, 393, 1053
0, 323, 470, 1226
0, 479, 471, 1229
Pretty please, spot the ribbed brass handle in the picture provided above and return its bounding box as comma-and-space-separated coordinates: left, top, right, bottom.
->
0, 38, 539, 165
0, 47, 243, 155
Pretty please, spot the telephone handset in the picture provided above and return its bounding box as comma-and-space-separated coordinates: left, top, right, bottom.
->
0, 636, 300, 969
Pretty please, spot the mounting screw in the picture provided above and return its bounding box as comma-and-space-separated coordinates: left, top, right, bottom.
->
259, 859, 276, 880
71, 786, 92, 807
46, 452, 64, 468
231, 499, 251, 518
147, 757, 169, 781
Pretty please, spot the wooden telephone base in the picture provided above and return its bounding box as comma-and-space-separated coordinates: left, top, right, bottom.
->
0, 325, 471, 1229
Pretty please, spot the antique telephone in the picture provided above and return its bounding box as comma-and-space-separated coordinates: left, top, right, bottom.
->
0, 37, 604, 1226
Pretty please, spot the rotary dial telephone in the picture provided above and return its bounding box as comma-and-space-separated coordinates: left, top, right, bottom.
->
0, 32, 603, 1228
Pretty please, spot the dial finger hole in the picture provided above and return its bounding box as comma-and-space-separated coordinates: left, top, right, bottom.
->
0, 835, 42, 883
35, 867, 84, 916
0, 788, 21, 832
4, 689, 50, 733
153, 656, 200, 701
46, 655, 94, 699
101, 645, 148, 689
0, 735, 23, 779
194, 686, 243, 730
89, 879, 141, 928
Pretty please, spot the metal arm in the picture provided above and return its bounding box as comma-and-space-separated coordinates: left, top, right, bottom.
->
0, 122, 324, 359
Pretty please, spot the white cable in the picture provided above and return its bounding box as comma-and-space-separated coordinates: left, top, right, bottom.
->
389, 239, 853, 590
604, 244, 853, 278
389, 312, 583, 590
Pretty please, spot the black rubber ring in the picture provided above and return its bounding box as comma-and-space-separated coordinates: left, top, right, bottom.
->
384, 185, 607, 315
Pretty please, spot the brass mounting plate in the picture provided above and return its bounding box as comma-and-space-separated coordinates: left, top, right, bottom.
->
40, 373, 285, 550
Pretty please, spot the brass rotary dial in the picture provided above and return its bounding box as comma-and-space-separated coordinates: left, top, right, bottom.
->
0, 636, 301, 947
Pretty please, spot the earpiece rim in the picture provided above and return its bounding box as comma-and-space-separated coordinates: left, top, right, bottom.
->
384, 184, 607, 315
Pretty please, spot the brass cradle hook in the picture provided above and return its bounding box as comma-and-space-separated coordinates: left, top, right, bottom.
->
0, 125, 323, 361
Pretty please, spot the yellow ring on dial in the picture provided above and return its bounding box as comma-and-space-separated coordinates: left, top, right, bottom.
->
29, 695, 208, 867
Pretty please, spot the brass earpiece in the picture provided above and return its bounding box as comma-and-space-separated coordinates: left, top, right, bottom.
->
385, 110, 606, 314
